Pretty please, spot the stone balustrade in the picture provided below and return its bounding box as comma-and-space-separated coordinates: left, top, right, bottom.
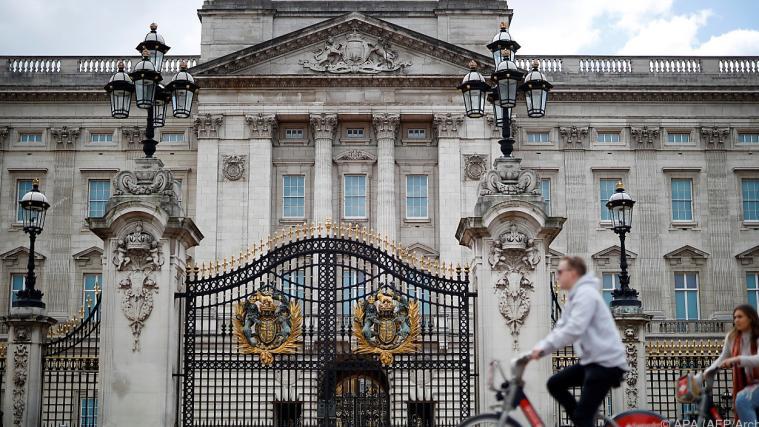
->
645, 319, 732, 336
6, 55, 200, 74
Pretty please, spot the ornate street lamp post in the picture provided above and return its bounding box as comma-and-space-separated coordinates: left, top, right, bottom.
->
606, 181, 641, 308
14, 179, 50, 308
458, 22, 553, 157
104, 23, 199, 158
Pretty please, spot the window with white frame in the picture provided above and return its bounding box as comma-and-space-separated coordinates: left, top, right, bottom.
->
343, 175, 367, 219
80, 397, 98, 427
407, 128, 427, 140
16, 180, 33, 223
540, 179, 551, 215
10, 274, 24, 308
671, 178, 694, 222
406, 175, 428, 219
83, 273, 101, 317
19, 133, 42, 143
88, 180, 110, 218
748, 272, 759, 310
743, 179, 759, 221
738, 133, 759, 144
346, 128, 365, 138
526, 132, 550, 143
602, 273, 619, 306
160, 132, 184, 143
284, 128, 304, 140
599, 178, 620, 221
596, 132, 621, 143
282, 175, 305, 218
341, 270, 366, 315
674, 272, 699, 320
90, 133, 113, 143
667, 132, 690, 144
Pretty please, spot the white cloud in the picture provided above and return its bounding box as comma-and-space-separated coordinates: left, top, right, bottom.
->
617, 10, 712, 55
696, 29, 759, 55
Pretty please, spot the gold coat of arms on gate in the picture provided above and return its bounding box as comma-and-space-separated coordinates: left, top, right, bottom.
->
233, 290, 302, 366
353, 288, 421, 366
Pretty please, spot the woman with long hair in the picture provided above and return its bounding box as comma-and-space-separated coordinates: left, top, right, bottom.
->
707, 304, 759, 422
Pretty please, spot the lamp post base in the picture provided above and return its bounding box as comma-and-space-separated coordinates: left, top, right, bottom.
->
141, 138, 158, 158
12, 298, 46, 309
611, 288, 641, 315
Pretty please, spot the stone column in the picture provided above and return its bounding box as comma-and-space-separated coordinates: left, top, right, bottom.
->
612, 313, 652, 412
193, 114, 224, 262
373, 113, 400, 240
89, 158, 203, 427
458, 156, 565, 425
2, 307, 56, 427
310, 114, 337, 222
434, 113, 464, 262
246, 113, 277, 243
559, 126, 591, 260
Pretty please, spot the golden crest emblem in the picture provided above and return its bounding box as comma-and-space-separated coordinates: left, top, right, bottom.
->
353, 288, 421, 366
233, 289, 302, 366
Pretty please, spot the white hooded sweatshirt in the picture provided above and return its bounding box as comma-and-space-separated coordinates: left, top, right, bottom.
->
536, 273, 629, 370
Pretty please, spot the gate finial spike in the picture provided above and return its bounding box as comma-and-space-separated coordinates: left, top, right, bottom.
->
288, 225, 294, 241
325, 217, 332, 235
317, 222, 323, 237
223, 257, 229, 272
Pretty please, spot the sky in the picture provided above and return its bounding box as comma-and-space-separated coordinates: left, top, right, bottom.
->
0, 0, 758, 56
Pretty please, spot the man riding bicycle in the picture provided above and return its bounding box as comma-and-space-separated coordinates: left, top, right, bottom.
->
529, 256, 628, 427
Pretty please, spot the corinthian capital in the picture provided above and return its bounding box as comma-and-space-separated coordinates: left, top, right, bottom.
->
193, 114, 224, 139
0, 126, 9, 146
372, 113, 400, 141
50, 126, 81, 145
433, 113, 464, 139
245, 113, 278, 139
309, 113, 338, 140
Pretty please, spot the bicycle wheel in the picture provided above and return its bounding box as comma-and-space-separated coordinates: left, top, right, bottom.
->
458, 413, 523, 427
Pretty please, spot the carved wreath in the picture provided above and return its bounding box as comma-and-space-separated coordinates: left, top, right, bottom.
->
222, 154, 247, 181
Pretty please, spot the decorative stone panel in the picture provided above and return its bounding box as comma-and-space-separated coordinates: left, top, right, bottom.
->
630, 126, 660, 145
701, 126, 730, 147
559, 126, 589, 145
463, 154, 488, 181
50, 126, 80, 145
222, 154, 247, 181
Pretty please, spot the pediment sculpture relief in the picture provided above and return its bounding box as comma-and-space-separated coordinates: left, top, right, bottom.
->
300, 31, 411, 74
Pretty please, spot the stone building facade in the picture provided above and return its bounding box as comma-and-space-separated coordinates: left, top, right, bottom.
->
1, 0, 759, 330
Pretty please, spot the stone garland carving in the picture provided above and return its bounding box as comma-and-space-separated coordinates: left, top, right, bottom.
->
121, 126, 144, 144
193, 114, 224, 138
622, 328, 639, 409
559, 126, 589, 145
489, 223, 541, 350
12, 344, 29, 426
300, 31, 411, 74
463, 154, 488, 181
479, 157, 540, 196
50, 126, 80, 145
372, 113, 400, 141
112, 222, 164, 351
113, 164, 178, 201
432, 113, 464, 139
630, 126, 660, 145
245, 113, 278, 139
701, 126, 730, 146
309, 113, 338, 140
336, 149, 376, 162
222, 154, 247, 181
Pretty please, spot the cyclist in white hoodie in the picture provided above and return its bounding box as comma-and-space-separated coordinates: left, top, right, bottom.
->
529, 256, 628, 427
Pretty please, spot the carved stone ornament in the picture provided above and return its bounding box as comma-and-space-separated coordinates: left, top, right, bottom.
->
559, 126, 589, 145
310, 113, 338, 140
489, 223, 541, 350
222, 154, 247, 181
121, 126, 144, 144
479, 157, 540, 196
300, 31, 411, 74
622, 328, 639, 409
193, 114, 224, 138
245, 113, 278, 139
353, 288, 421, 366
12, 344, 29, 426
372, 113, 400, 141
113, 161, 179, 202
701, 126, 730, 146
433, 113, 464, 139
0, 126, 9, 146
335, 149, 376, 162
630, 126, 660, 145
112, 222, 164, 351
463, 154, 488, 181
50, 126, 81, 144
487, 114, 519, 140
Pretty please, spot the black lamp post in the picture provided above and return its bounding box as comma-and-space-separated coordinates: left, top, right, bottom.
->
104, 23, 198, 158
458, 22, 552, 158
605, 181, 641, 308
14, 179, 50, 308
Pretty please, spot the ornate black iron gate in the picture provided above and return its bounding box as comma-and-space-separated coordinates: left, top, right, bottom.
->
180, 223, 475, 426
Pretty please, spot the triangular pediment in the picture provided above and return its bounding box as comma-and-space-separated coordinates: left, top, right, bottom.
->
592, 245, 638, 262
737, 245, 759, 266
1, 246, 45, 265
406, 243, 439, 259
192, 12, 491, 79
73, 246, 104, 267
664, 245, 709, 266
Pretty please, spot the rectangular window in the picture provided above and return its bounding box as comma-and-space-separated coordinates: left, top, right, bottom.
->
83, 274, 101, 317
408, 283, 432, 317
596, 132, 621, 143
540, 179, 551, 215
160, 132, 184, 143
283, 270, 306, 301
743, 179, 759, 221
16, 180, 34, 223
738, 133, 759, 144
10, 274, 24, 307
80, 398, 98, 427
19, 133, 42, 143
346, 128, 365, 138
526, 132, 550, 143
748, 272, 759, 310
341, 270, 366, 315
90, 133, 113, 143
599, 178, 620, 221
674, 272, 699, 320
343, 175, 367, 219
667, 132, 691, 144
284, 128, 304, 140
88, 180, 110, 218
602, 273, 619, 306
407, 128, 427, 140
671, 178, 694, 222
282, 175, 305, 218
406, 175, 429, 219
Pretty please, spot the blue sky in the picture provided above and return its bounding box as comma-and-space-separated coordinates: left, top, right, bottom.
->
0, 0, 757, 56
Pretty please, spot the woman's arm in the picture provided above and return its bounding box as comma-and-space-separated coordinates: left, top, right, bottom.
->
706, 335, 731, 373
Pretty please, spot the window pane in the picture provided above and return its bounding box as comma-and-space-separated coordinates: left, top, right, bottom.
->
597, 132, 620, 143
541, 179, 551, 215
160, 133, 184, 143
406, 175, 428, 218
19, 133, 42, 143
80, 398, 98, 427
90, 133, 113, 143
83, 273, 101, 317
675, 292, 687, 320
685, 272, 698, 289
408, 129, 426, 140
283, 175, 305, 218
750, 291, 758, 310
667, 133, 690, 143
743, 179, 759, 221
686, 291, 699, 320
599, 179, 619, 221
671, 179, 693, 221
527, 132, 549, 143
739, 133, 759, 143
10, 274, 25, 305
88, 180, 111, 218
344, 176, 366, 218
16, 180, 34, 222
674, 273, 685, 289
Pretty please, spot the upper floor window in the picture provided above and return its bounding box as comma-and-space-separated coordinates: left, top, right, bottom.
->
88, 180, 110, 218
90, 133, 113, 143
406, 175, 428, 219
738, 133, 759, 144
83, 273, 101, 317
19, 133, 42, 143
602, 273, 620, 306
10, 273, 24, 308
284, 128, 304, 140
282, 175, 305, 219
343, 175, 367, 219
346, 128, 365, 139
599, 178, 620, 222
16, 180, 34, 223
341, 270, 366, 315
283, 270, 306, 301
408, 283, 432, 317
540, 179, 551, 215
743, 179, 759, 222
596, 132, 621, 143
671, 178, 694, 222
80, 397, 98, 427
667, 132, 690, 144
407, 128, 427, 140
160, 132, 185, 143
748, 272, 759, 310
674, 272, 699, 320
526, 132, 550, 143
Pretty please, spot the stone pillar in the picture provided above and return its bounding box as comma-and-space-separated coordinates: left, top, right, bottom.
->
612, 313, 652, 412
246, 113, 277, 243
193, 114, 224, 261
310, 114, 337, 222
559, 126, 591, 260
434, 113, 464, 262
2, 307, 56, 427
373, 113, 400, 240
89, 158, 202, 427
457, 156, 564, 424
